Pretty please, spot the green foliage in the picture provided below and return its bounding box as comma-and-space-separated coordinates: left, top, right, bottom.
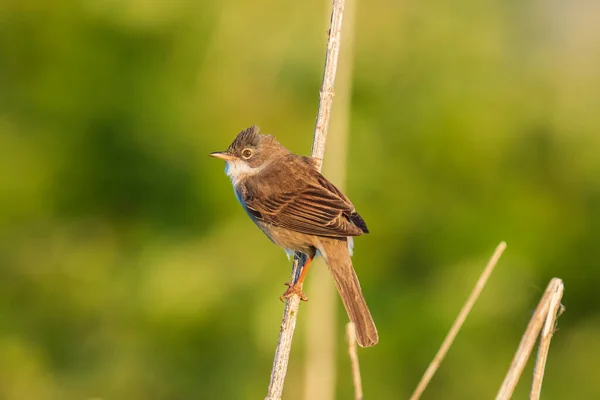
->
1, 0, 599, 398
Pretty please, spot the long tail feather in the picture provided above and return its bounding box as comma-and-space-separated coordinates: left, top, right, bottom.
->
321, 239, 378, 347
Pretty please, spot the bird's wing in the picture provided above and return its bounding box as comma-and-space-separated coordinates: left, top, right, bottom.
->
243, 173, 368, 238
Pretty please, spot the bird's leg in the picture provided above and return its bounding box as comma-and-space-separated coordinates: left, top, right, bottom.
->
280, 255, 313, 302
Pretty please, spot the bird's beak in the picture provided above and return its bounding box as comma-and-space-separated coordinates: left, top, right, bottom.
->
209, 151, 236, 161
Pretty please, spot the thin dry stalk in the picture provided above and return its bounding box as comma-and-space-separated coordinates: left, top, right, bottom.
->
410, 241, 507, 400
496, 278, 564, 400
311, 0, 346, 170
265, 1, 347, 399
530, 279, 564, 399
346, 322, 364, 400
265, 257, 304, 400
305, 260, 336, 400
305, 0, 356, 397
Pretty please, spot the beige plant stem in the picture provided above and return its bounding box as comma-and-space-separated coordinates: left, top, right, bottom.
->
265, 0, 347, 399
410, 241, 507, 400
530, 278, 564, 400
346, 322, 364, 400
305, 0, 356, 398
496, 278, 564, 400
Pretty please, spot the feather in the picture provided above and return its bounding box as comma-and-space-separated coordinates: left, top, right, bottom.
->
242, 160, 369, 238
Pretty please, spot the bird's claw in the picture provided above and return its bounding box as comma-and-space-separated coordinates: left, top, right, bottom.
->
279, 282, 308, 302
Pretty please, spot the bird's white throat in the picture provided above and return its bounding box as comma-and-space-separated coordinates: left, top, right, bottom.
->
225, 159, 265, 185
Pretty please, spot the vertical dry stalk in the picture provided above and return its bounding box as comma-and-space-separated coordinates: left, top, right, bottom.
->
305, 0, 356, 398
410, 241, 507, 400
530, 279, 564, 399
265, 257, 303, 400
265, 0, 347, 399
496, 278, 565, 400
346, 322, 364, 400
304, 258, 336, 400
311, 0, 346, 169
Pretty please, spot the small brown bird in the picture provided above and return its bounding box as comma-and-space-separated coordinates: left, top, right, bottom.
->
210, 125, 378, 347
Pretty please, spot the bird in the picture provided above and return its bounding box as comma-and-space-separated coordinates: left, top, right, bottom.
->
210, 125, 378, 347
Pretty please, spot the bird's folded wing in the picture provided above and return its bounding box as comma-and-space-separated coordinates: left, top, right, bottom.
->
244, 176, 367, 238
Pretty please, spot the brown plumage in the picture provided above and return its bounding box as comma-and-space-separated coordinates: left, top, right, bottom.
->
210, 125, 378, 347
241, 156, 368, 238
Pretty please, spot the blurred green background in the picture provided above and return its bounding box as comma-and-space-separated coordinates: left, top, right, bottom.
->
1, 0, 599, 399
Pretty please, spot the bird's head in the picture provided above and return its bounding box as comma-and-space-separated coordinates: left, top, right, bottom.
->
210, 125, 289, 184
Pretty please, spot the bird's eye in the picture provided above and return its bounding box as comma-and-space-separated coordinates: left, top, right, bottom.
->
241, 148, 253, 159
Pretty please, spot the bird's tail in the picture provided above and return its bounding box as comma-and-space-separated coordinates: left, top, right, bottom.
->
320, 239, 378, 347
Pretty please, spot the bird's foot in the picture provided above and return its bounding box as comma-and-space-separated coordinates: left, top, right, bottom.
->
279, 282, 308, 302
